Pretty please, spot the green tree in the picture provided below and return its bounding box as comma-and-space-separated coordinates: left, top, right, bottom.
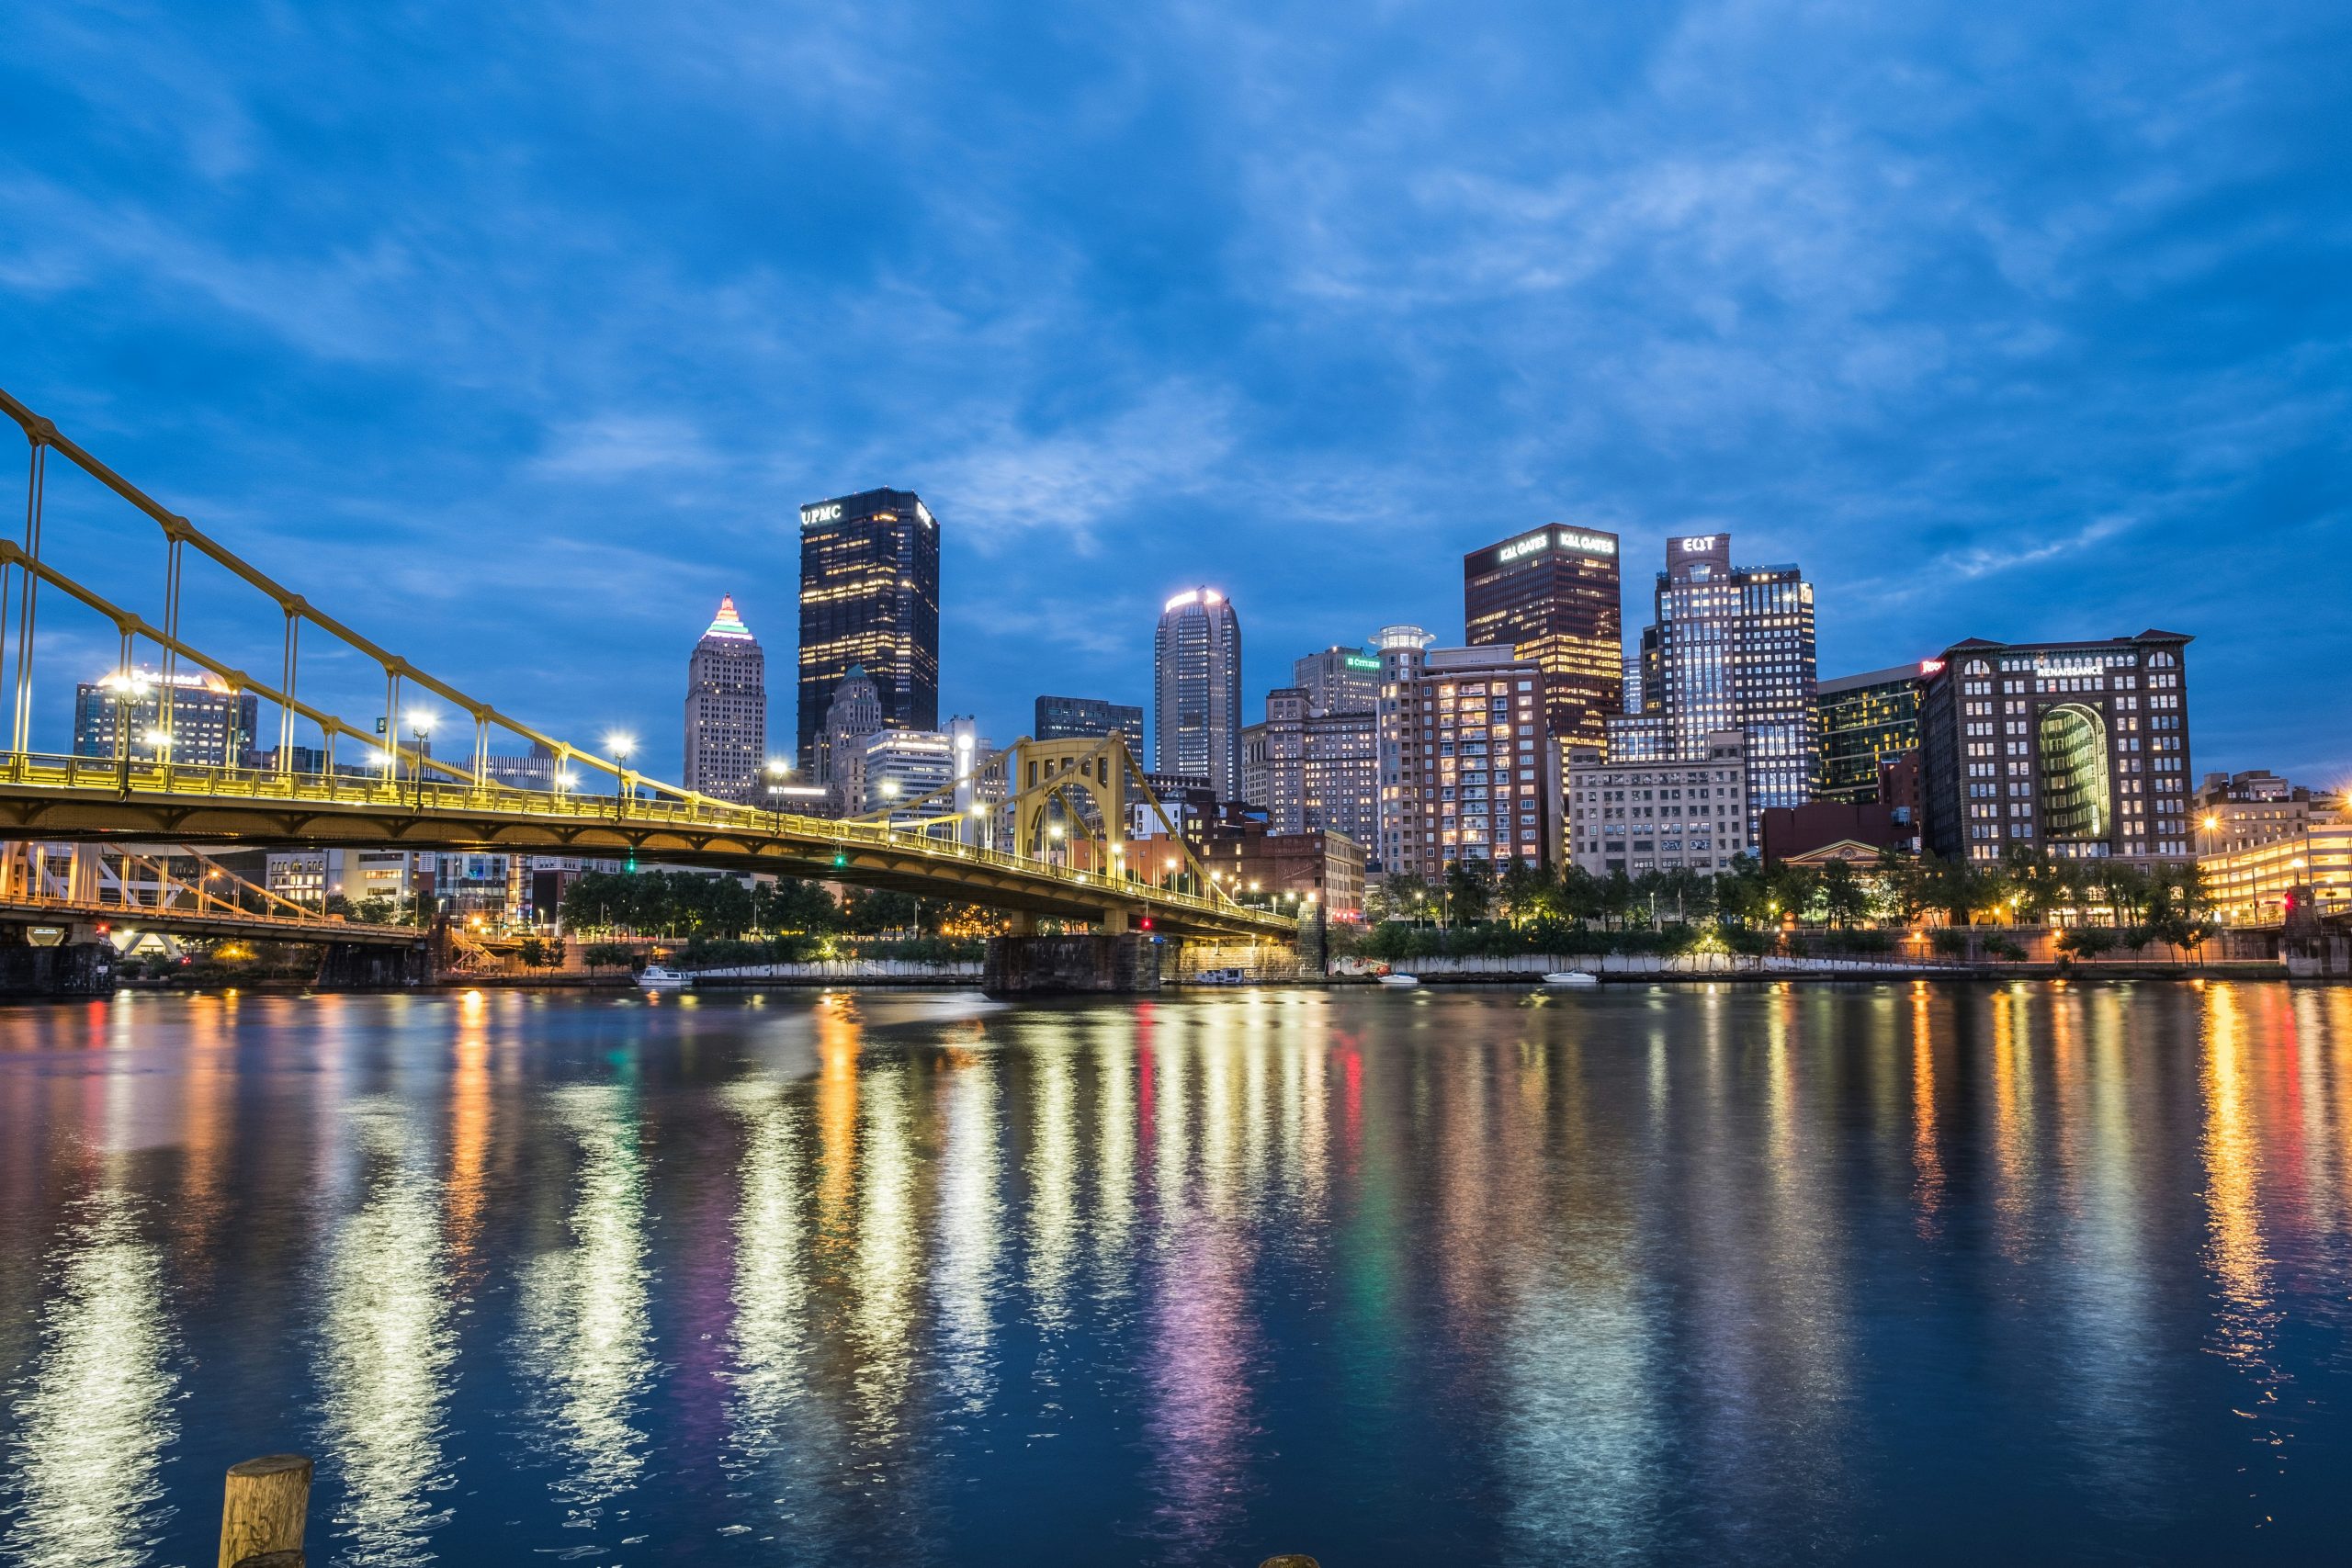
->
1496, 861, 1548, 925
1555, 863, 1603, 927
1715, 856, 1770, 928
1600, 869, 1635, 931
758, 876, 842, 933
1819, 860, 1871, 929
1363, 872, 1432, 925
1442, 860, 1492, 925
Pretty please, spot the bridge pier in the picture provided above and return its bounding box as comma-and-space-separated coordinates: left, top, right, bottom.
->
0, 923, 119, 997
313, 940, 432, 990
982, 932, 1162, 996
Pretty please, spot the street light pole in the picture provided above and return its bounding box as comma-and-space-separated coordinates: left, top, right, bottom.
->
99, 670, 150, 796
766, 757, 789, 834
605, 733, 635, 818
408, 712, 435, 809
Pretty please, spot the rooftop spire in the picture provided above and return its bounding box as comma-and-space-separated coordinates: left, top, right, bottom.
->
702, 594, 754, 641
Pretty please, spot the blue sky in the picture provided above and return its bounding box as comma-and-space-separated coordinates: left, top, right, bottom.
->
2, 1, 2346, 784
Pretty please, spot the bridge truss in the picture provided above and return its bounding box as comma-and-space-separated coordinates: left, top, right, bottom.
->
0, 387, 1294, 942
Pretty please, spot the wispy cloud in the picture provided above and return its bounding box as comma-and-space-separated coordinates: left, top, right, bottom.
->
0, 0, 2343, 777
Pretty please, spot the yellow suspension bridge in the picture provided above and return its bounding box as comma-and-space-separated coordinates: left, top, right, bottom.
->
0, 386, 1295, 948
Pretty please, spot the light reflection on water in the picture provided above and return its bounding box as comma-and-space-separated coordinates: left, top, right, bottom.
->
1, 983, 2351, 1566
317, 1100, 458, 1566
0, 1186, 177, 1568
513, 1082, 654, 1533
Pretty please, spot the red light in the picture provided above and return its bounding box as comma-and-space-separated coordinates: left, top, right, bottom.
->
1139, 916, 1153, 931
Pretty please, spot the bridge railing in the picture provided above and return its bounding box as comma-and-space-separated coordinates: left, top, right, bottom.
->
0, 751, 1286, 928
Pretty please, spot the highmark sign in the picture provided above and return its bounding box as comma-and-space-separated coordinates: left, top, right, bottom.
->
1498, 529, 1617, 563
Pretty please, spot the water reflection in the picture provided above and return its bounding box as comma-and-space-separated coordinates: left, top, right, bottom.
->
2, 985, 2351, 1567
317, 1100, 458, 1566
514, 1082, 654, 1530
0, 1187, 178, 1568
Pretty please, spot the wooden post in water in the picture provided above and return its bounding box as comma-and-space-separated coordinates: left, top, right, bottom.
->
1258, 1558, 1321, 1568
218, 1453, 311, 1568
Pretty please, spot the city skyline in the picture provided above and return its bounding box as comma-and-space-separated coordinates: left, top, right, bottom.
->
2, 6, 2342, 791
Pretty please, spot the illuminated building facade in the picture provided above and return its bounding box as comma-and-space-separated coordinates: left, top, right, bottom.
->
795, 488, 940, 773
816, 666, 884, 814
856, 728, 956, 822
73, 667, 257, 767
2192, 770, 2345, 856
1372, 624, 1437, 873
1153, 587, 1243, 800
1034, 695, 1142, 745
1464, 526, 1623, 754
1377, 643, 1559, 876
1198, 818, 1367, 919
1815, 663, 1920, 805
1566, 729, 1751, 876
682, 595, 765, 804
1918, 631, 2196, 865
1290, 646, 1381, 717
2201, 821, 2352, 926
1618, 534, 1816, 829
1253, 686, 1378, 844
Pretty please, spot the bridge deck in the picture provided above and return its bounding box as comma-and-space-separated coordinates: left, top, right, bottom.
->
0, 892, 424, 946
0, 754, 1297, 941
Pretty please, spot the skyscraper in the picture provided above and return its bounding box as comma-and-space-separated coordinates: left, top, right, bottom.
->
817, 665, 884, 814
1154, 587, 1242, 800
1464, 525, 1623, 753
1814, 664, 1920, 805
1253, 686, 1378, 845
1373, 624, 1436, 873
1290, 646, 1381, 717
1375, 644, 1558, 876
1617, 533, 1816, 829
73, 668, 257, 767
682, 594, 765, 804
1034, 694, 1144, 746
1918, 631, 2194, 865
796, 488, 940, 773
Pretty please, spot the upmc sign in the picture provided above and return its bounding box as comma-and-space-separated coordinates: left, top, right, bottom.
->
800, 502, 843, 525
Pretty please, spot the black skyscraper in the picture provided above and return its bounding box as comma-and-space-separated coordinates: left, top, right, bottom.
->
796, 489, 941, 771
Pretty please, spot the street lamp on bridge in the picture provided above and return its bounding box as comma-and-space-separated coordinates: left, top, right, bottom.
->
406, 708, 436, 808
765, 756, 794, 832
605, 732, 635, 816
98, 669, 153, 795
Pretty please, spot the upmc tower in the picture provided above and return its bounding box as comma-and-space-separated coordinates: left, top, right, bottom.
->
1464, 525, 1623, 752
796, 489, 941, 773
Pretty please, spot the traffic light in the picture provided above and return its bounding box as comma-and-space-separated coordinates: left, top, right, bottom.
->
1139, 916, 1153, 931
832, 852, 848, 868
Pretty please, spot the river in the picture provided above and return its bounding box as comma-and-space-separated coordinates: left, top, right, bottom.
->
1, 982, 2348, 1565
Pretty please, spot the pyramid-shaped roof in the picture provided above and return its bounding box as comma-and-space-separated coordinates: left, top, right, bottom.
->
702, 594, 755, 642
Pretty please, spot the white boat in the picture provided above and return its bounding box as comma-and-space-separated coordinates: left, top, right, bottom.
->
1543, 970, 1599, 988
637, 964, 692, 991
1376, 973, 1421, 988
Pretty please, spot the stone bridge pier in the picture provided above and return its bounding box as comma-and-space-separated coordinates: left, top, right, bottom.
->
0, 921, 118, 997
982, 931, 1164, 996
314, 940, 433, 989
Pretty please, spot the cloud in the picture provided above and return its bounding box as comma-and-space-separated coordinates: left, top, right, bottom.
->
923, 382, 1239, 553
529, 414, 721, 479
